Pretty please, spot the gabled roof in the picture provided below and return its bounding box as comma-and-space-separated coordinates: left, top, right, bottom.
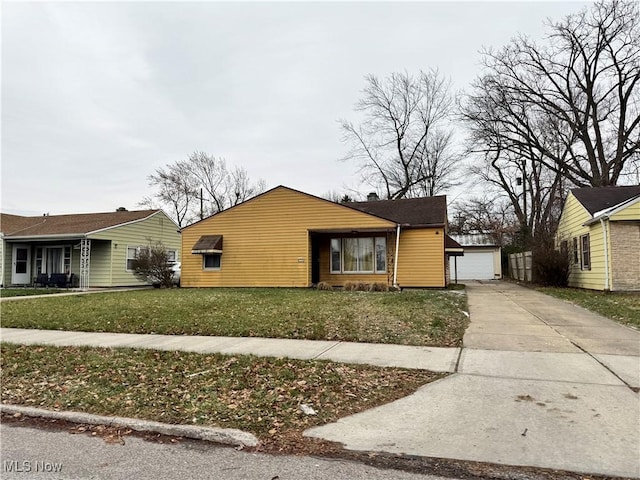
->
347, 196, 447, 226
183, 185, 447, 230
572, 186, 640, 215
1, 210, 162, 237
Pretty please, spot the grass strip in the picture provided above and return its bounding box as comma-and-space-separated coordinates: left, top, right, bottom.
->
1, 343, 443, 453
537, 287, 639, 328
0, 288, 469, 347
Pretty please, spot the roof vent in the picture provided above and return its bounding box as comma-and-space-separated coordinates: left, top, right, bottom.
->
367, 192, 379, 201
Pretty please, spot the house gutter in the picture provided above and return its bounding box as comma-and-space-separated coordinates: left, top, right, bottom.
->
393, 224, 401, 288
0, 233, 4, 287
600, 218, 610, 292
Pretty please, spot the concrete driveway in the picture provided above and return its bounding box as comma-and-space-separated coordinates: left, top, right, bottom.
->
306, 281, 640, 478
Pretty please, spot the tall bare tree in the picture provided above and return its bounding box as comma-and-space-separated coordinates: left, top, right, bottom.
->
340, 69, 459, 199
469, 0, 639, 188
460, 0, 639, 247
141, 152, 265, 227
181, 151, 266, 215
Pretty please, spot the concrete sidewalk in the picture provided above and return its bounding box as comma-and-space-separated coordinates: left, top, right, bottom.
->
306, 281, 640, 479
0, 328, 460, 373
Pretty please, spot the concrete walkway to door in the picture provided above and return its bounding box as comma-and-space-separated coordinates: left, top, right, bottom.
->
306, 281, 640, 478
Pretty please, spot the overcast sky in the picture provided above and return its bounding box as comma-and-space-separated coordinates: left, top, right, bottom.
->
1, 1, 588, 216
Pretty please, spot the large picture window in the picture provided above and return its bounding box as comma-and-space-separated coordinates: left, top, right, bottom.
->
331, 237, 386, 274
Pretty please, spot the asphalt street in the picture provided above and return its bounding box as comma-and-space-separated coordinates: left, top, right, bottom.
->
0, 423, 453, 480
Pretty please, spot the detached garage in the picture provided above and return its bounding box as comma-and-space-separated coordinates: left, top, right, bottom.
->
449, 234, 502, 281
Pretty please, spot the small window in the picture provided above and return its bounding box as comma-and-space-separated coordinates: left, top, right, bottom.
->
126, 247, 138, 271
330, 239, 341, 273
375, 237, 387, 273
167, 250, 177, 263
572, 237, 579, 265
203, 253, 221, 270
580, 234, 591, 270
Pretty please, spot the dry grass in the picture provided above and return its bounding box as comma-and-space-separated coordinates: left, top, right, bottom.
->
0, 343, 443, 452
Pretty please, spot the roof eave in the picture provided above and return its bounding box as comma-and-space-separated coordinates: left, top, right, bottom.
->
4, 234, 87, 241
583, 195, 640, 226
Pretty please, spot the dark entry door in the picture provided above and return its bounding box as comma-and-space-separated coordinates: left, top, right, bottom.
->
311, 236, 320, 285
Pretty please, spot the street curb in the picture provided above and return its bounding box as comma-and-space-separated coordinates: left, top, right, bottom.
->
0, 404, 260, 448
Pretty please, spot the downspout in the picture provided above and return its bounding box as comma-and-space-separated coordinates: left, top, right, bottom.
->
393, 224, 401, 288
0, 235, 4, 287
600, 218, 610, 292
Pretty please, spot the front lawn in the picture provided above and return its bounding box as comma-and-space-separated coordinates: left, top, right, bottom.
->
537, 287, 640, 328
0, 288, 469, 347
1, 288, 65, 298
0, 343, 442, 453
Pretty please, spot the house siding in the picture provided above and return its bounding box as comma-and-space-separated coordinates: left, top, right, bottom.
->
396, 228, 445, 287
181, 187, 396, 288
609, 221, 640, 291
89, 211, 181, 287
556, 193, 608, 290
610, 201, 640, 221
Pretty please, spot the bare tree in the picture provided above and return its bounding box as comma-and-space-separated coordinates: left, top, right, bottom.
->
140, 163, 198, 228
469, 0, 639, 188
340, 69, 460, 199
449, 196, 520, 246
141, 152, 266, 226
183, 152, 266, 216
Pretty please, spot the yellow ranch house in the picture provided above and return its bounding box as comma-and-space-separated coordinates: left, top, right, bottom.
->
555, 185, 640, 291
181, 186, 462, 289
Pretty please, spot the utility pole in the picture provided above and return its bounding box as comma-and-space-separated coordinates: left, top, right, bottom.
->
200, 187, 204, 220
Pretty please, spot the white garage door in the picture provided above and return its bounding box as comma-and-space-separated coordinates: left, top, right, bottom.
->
450, 251, 495, 280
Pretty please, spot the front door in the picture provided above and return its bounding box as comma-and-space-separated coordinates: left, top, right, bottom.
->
11, 245, 31, 285
311, 236, 320, 285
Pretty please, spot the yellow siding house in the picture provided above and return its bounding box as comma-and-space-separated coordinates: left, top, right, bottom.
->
1, 209, 180, 288
555, 186, 640, 291
182, 186, 460, 288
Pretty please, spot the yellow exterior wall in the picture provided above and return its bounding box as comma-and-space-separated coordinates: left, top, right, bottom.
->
89, 211, 181, 287
396, 228, 445, 287
182, 187, 396, 287
610, 200, 640, 221
555, 193, 608, 290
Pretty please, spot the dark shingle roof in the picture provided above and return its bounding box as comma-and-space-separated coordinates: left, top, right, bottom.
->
347, 196, 447, 226
572, 186, 640, 215
0, 210, 160, 237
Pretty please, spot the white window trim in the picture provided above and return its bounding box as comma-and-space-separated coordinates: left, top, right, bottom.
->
126, 245, 145, 272
330, 237, 386, 275
203, 253, 222, 271
580, 234, 591, 271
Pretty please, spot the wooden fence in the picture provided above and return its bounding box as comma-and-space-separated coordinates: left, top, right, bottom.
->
509, 251, 533, 282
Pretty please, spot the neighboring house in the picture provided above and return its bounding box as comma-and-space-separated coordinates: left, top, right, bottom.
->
181, 185, 462, 288
555, 186, 640, 291
448, 234, 502, 281
0, 209, 181, 288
